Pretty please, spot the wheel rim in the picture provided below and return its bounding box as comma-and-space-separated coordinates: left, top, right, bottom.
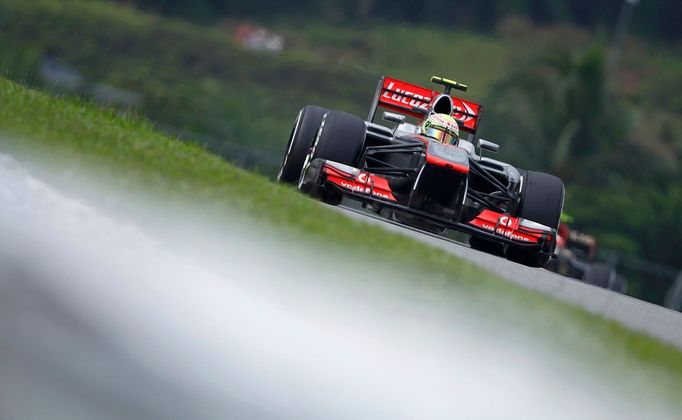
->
277, 109, 303, 181
298, 113, 327, 189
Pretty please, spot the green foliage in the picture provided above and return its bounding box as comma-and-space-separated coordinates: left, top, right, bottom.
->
0, 0, 374, 154
0, 39, 41, 85
480, 41, 680, 267
0, 0, 531, 154
481, 43, 627, 181
567, 180, 682, 265
110, 0, 681, 43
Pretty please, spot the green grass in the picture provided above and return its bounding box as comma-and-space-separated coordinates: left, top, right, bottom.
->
2, 77, 682, 407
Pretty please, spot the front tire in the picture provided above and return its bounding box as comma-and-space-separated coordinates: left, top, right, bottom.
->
306, 109, 366, 167
506, 171, 564, 267
278, 105, 328, 184
297, 110, 366, 205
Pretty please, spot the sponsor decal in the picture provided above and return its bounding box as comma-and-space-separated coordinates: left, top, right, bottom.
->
478, 223, 532, 242
382, 81, 431, 111
452, 100, 477, 123
338, 181, 391, 200
325, 166, 397, 201
339, 181, 366, 193
378, 77, 482, 132
470, 211, 534, 242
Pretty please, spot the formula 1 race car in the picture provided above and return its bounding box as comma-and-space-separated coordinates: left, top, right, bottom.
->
278, 75, 565, 267
545, 222, 627, 291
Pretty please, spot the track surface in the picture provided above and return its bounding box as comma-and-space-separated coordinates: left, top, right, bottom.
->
337, 203, 682, 349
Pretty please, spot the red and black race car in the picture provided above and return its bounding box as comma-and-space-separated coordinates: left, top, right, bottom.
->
278, 75, 565, 267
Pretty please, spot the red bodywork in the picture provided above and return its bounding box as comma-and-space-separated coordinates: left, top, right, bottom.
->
323, 162, 397, 201
377, 77, 483, 133
322, 161, 549, 245
419, 136, 470, 173
468, 210, 543, 244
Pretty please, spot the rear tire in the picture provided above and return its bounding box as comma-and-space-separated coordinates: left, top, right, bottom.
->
278, 105, 328, 184
506, 171, 564, 267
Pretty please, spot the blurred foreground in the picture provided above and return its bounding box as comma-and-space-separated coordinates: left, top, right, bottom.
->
1, 152, 679, 419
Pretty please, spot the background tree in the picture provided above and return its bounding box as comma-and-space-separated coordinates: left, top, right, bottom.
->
480, 42, 631, 183
113, 0, 681, 44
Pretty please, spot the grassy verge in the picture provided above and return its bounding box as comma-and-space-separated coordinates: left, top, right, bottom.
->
2, 77, 682, 405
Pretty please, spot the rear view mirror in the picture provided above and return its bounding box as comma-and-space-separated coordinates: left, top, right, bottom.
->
382, 111, 406, 124
477, 139, 500, 153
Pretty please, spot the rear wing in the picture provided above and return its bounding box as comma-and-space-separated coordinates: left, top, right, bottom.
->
367, 76, 483, 134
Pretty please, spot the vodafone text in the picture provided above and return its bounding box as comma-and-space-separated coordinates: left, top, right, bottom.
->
479, 224, 531, 242
339, 181, 391, 200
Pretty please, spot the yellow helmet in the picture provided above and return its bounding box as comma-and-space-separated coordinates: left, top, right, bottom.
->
420, 113, 460, 144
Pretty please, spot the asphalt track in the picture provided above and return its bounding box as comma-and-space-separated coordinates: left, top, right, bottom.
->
336, 203, 682, 349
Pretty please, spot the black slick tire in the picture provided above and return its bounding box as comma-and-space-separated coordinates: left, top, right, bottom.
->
278, 105, 328, 184
297, 110, 366, 205
506, 170, 564, 267
306, 109, 366, 167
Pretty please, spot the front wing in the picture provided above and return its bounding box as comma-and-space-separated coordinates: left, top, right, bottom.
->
304, 159, 556, 253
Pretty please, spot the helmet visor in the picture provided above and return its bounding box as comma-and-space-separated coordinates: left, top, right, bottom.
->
424, 127, 456, 144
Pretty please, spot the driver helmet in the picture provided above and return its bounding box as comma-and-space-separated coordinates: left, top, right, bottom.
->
420, 113, 460, 145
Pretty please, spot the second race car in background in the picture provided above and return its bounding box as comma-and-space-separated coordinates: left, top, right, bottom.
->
545, 221, 627, 292
278, 75, 565, 267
